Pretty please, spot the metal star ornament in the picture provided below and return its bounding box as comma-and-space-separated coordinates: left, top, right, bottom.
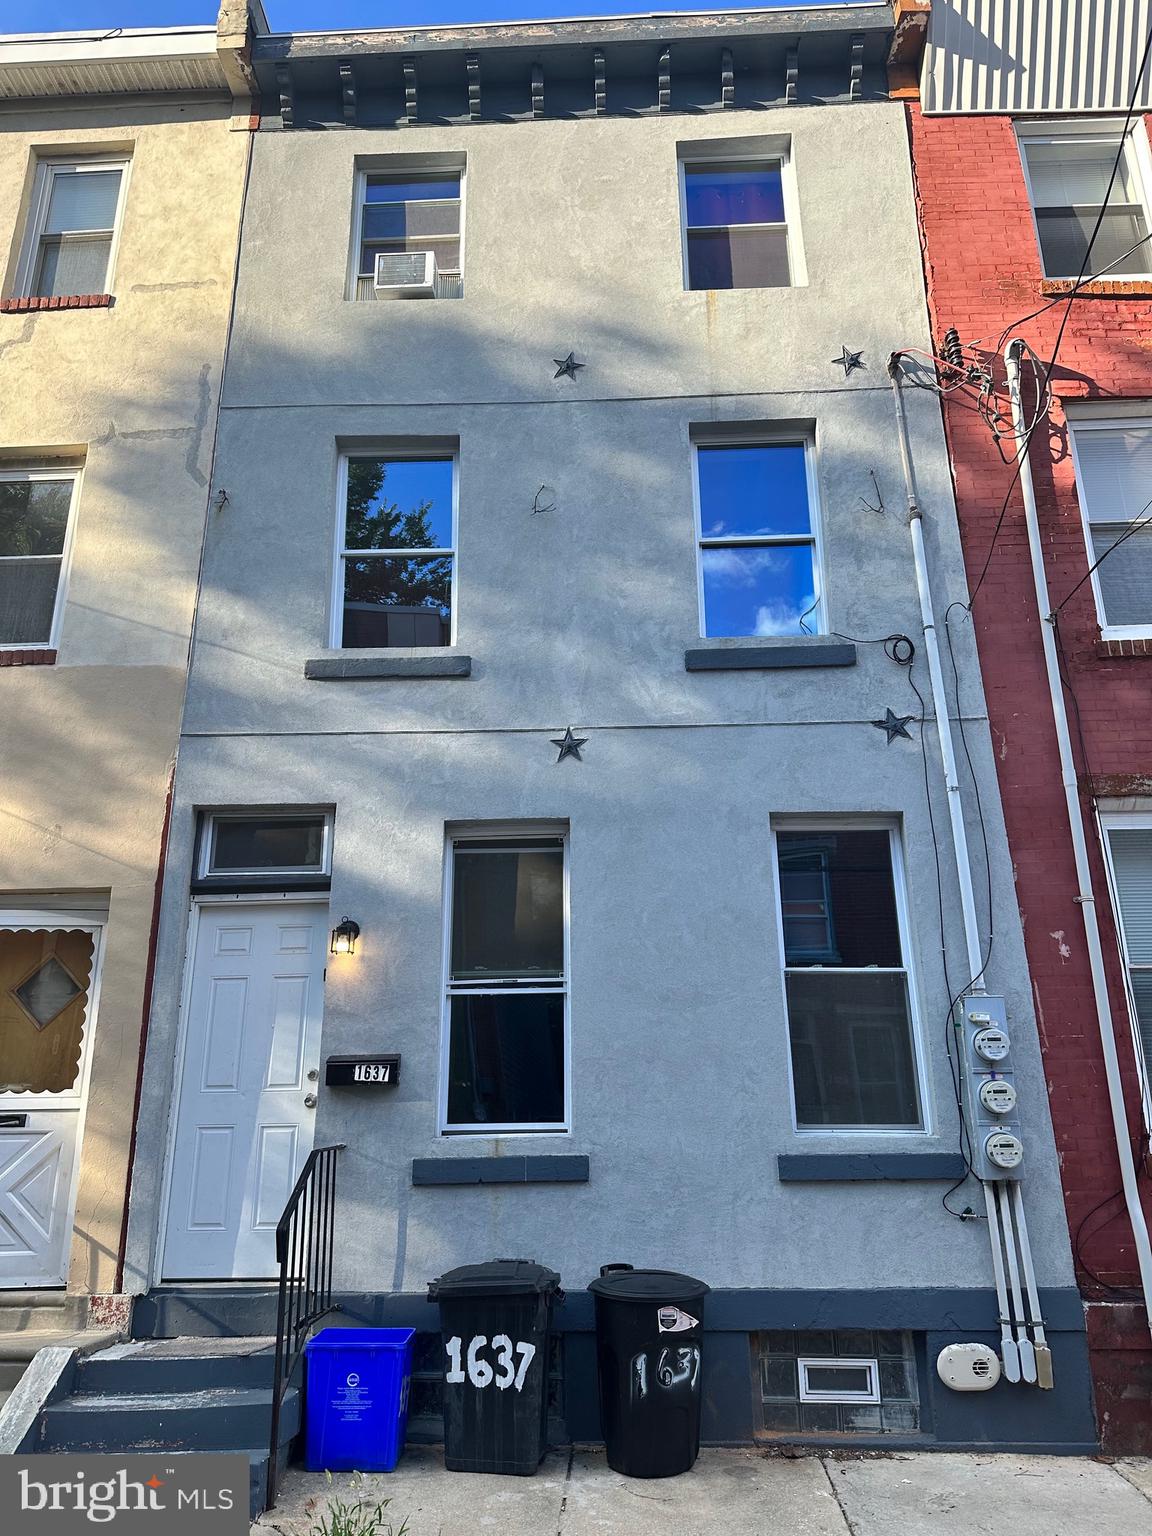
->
871, 707, 916, 744
550, 726, 587, 763
832, 345, 866, 377
553, 352, 585, 380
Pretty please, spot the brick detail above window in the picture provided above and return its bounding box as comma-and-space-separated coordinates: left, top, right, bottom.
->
0, 649, 57, 667
1, 295, 113, 313
1096, 638, 1152, 660
1040, 280, 1152, 299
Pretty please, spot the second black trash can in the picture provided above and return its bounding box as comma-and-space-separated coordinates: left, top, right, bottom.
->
428, 1259, 561, 1475
588, 1264, 710, 1478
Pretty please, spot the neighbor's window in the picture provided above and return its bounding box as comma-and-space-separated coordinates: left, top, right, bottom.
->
681, 157, 792, 290
0, 469, 79, 649
19, 158, 128, 299
695, 441, 822, 637
353, 169, 463, 299
199, 813, 332, 879
1102, 820, 1152, 1085
775, 827, 922, 1130
442, 835, 568, 1133
335, 454, 455, 648
1070, 419, 1152, 634
1019, 127, 1152, 279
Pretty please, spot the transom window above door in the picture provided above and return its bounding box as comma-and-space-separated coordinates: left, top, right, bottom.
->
442, 833, 569, 1134
352, 167, 463, 300
17, 157, 129, 300
694, 440, 823, 638
198, 812, 333, 882
334, 453, 456, 648
0, 469, 80, 650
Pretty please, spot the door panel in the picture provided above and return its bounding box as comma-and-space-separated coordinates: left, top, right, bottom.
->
162, 903, 327, 1280
0, 924, 99, 1288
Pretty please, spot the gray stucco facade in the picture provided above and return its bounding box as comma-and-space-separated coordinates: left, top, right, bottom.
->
125, 8, 1095, 1451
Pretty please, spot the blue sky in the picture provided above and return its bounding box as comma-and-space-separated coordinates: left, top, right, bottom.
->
16, 0, 816, 35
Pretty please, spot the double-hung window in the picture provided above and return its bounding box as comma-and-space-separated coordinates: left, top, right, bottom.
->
1018, 125, 1152, 280
1069, 418, 1152, 635
352, 168, 463, 299
19, 158, 128, 299
695, 440, 823, 638
681, 156, 794, 290
1101, 816, 1152, 1112
442, 834, 568, 1133
774, 826, 923, 1130
0, 469, 79, 649
334, 453, 456, 648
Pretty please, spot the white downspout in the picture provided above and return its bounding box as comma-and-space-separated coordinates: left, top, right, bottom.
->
1004, 337, 1152, 1334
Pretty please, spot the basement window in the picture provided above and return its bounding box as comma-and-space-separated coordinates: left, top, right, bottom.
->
1017, 123, 1152, 280
759, 1330, 920, 1435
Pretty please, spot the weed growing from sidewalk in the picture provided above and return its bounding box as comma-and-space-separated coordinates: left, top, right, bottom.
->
305, 1471, 410, 1536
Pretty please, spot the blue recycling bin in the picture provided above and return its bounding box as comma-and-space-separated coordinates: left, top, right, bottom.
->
304, 1327, 416, 1472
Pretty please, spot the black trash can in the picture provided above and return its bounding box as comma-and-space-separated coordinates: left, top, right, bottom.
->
428, 1258, 562, 1475
588, 1263, 710, 1478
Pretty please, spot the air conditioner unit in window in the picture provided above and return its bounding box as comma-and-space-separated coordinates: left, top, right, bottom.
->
373, 250, 441, 298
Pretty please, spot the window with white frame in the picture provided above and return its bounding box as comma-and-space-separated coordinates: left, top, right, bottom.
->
1101, 818, 1152, 1089
442, 833, 568, 1133
198, 812, 333, 880
334, 453, 456, 648
1018, 126, 1152, 280
1069, 418, 1152, 634
352, 167, 463, 300
774, 827, 923, 1130
0, 469, 79, 649
18, 157, 129, 299
695, 440, 823, 638
680, 154, 794, 290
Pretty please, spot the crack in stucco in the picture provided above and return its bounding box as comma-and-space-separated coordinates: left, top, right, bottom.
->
0, 316, 35, 361
89, 371, 211, 488
130, 280, 217, 293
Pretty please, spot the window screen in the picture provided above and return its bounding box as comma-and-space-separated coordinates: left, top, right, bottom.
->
1072, 423, 1152, 629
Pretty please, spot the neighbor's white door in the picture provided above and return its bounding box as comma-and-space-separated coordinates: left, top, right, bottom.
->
162, 902, 327, 1280
0, 920, 102, 1289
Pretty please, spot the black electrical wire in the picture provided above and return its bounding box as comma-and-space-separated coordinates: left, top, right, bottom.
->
965, 22, 1152, 608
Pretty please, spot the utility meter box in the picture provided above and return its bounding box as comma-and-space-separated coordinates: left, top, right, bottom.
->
959, 995, 1023, 1181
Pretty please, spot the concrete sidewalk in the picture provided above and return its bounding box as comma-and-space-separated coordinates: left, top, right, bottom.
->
256, 1446, 1152, 1536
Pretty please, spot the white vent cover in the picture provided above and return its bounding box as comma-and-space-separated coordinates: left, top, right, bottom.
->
936, 1342, 1002, 1392
373, 250, 438, 297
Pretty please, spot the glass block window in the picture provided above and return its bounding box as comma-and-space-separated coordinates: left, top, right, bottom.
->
758, 1330, 920, 1435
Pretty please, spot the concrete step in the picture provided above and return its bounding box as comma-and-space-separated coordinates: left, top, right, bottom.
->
0, 1331, 121, 1392
78, 1337, 277, 1395
40, 1384, 300, 1454
0, 1294, 89, 1334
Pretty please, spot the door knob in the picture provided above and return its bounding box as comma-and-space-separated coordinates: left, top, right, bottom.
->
304, 1093, 318, 1109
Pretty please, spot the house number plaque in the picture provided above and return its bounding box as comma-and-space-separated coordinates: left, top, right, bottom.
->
325, 1054, 401, 1088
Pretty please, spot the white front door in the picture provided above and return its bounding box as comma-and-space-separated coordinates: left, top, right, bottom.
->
0, 918, 102, 1289
162, 902, 327, 1280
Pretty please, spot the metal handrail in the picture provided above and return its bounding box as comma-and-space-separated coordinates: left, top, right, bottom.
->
267, 1143, 345, 1510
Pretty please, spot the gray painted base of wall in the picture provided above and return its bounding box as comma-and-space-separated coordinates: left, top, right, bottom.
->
132, 1285, 1096, 1455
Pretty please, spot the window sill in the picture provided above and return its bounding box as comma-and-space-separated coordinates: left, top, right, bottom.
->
1039, 279, 1152, 297
685, 638, 856, 671
1, 294, 113, 313
305, 653, 472, 680
412, 1155, 588, 1186
1096, 637, 1152, 659
777, 1152, 967, 1182
0, 648, 57, 667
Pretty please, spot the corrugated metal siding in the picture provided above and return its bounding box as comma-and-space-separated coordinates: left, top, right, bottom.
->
922, 0, 1152, 114
0, 54, 226, 99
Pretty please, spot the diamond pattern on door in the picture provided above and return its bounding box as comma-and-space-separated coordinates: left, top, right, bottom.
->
11, 957, 82, 1030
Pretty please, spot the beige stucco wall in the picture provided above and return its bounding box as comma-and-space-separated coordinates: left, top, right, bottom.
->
0, 96, 248, 1294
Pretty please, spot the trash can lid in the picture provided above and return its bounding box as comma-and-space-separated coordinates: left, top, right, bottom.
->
428, 1258, 562, 1300
587, 1267, 710, 1302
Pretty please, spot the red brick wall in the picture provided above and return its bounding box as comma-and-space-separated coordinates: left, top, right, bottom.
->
908, 103, 1152, 1299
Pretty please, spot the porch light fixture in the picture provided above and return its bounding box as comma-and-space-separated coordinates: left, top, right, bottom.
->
330, 917, 361, 956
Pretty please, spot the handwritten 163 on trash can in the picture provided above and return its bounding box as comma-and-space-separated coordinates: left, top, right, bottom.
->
2, 1454, 249, 1535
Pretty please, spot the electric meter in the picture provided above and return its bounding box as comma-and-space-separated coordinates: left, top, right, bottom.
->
978, 1078, 1018, 1116
973, 1026, 1010, 1063
985, 1131, 1024, 1171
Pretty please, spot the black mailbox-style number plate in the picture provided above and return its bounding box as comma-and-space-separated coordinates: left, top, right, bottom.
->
325, 1054, 401, 1088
